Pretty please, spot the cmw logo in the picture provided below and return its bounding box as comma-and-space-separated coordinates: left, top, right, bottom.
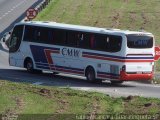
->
62, 48, 80, 58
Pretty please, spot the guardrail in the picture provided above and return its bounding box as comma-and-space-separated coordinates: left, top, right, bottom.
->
35, 0, 52, 14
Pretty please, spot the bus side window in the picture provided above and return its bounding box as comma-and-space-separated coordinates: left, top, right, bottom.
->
79, 33, 90, 49
77, 33, 84, 48
24, 26, 35, 42
48, 30, 53, 44
34, 28, 39, 42
52, 29, 66, 46
67, 31, 79, 47
105, 37, 110, 50
94, 34, 106, 51
38, 27, 50, 44
106, 35, 122, 52
90, 34, 95, 49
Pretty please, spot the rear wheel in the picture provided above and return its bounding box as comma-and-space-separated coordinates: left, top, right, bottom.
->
86, 67, 96, 83
86, 67, 103, 83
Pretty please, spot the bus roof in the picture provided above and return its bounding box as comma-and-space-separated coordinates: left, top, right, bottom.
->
17, 21, 153, 36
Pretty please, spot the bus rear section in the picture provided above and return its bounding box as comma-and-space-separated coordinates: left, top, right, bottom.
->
120, 34, 154, 81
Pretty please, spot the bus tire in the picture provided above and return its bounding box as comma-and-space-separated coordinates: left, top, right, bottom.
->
86, 67, 96, 83
25, 58, 34, 73
25, 58, 42, 74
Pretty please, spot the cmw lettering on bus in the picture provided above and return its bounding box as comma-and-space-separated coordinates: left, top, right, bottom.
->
62, 48, 80, 57
134, 39, 148, 45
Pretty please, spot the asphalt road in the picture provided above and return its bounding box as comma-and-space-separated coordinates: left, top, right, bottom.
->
0, 0, 160, 99
0, 0, 43, 38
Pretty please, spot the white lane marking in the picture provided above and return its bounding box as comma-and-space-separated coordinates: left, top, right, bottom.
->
32, 82, 44, 85
0, 0, 27, 20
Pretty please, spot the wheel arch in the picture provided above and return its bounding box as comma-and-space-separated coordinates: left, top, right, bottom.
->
84, 65, 97, 77
24, 57, 34, 68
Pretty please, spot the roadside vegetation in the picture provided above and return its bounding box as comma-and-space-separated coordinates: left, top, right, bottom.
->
0, 80, 160, 120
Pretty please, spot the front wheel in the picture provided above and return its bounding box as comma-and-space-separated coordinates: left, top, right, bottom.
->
26, 59, 42, 74
26, 59, 34, 73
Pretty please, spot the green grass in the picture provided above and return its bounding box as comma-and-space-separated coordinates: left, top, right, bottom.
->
0, 80, 160, 120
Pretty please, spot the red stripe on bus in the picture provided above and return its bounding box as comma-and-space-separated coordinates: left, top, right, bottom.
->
44, 50, 60, 63
124, 60, 154, 62
83, 55, 154, 62
126, 54, 153, 56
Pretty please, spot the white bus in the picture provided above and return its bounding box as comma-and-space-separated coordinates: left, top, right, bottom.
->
9, 21, 155, 84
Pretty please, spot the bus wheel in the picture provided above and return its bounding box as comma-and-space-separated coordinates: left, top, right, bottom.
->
110, 80, 123, 85
25, 58, 42, 74
26, 59, 34, 73
86, 67, 96, 83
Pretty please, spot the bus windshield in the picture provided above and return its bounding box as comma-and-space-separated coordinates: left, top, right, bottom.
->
127, 34, 153, 48
9, 25, 23, 52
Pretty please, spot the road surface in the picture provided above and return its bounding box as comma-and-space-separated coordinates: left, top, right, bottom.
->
0, 0, 160, 99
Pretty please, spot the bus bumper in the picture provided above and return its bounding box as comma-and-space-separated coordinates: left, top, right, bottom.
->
120, 71, 153, 81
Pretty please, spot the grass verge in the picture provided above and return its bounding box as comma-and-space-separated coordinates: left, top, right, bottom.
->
0, 80, 160, 120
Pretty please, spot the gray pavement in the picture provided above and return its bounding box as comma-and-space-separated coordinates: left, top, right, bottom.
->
0, 0, 43, 38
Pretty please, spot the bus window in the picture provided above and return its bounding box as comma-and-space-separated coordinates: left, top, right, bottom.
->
67, 31, 79, 47
24, 26, 35, 42
52, 29, 66, 46
36, 27, 50, 44
77, 33, 83, 47
127, 35, 153, 48
48, 30, 54, 44
9, 25, 24, 53
94, 34, 106, 51
94, 34, 122, 52
79, 32, 91, 49
90, 34, 95, 49
106, 35, 122, 52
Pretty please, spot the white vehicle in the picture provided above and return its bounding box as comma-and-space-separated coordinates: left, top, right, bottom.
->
9, 21, 155, 83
